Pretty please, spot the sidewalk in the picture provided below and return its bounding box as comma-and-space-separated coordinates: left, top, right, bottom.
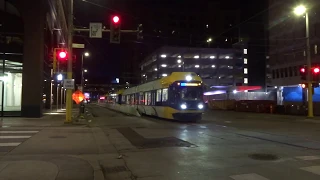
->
0, 106, 89, 127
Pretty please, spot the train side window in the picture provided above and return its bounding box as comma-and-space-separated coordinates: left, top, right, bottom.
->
127, 95, 130, 105
139, 92, 144, 105
151, 91, 156, 105
144, 92, 148, 105
147, 92, 152, 105
162, 88, 168, 102
156, 89, 162, 102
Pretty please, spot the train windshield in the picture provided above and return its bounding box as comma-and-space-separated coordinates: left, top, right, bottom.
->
180, 86, 203, 100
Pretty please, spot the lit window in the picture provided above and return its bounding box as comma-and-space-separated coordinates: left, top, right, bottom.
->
244, 78, 248, 84
244, 68, 248, 74
156, 89, 162, 102
160, 54, 166, 58
225, 56, 230, 59
244, 58, 248, 64
210, 56, 215, 59
195, 65, 200, 68
194, 55, 200, 59
154, 68, 158, 71
162, 88, 168, 102
161, 64, 167, 67
244, 49, 248, 54
211, 65, 216, 68
162, 74, 167, 77
177, 59, 182, 63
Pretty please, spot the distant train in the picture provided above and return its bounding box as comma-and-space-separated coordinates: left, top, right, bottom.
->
112, 72, 205, 121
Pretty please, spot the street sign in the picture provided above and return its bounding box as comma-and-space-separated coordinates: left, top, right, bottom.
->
72, 43, 85, 49
63, 79, 75, 89
89, 23, 102, 38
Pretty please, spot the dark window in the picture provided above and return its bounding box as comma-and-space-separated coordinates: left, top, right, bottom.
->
272, 70, 275, 79
289, 67, 293, 77
294, 66, 298, 76
284, 68, 288, 77
280, 68, 284, 78
276, 69, 280, 78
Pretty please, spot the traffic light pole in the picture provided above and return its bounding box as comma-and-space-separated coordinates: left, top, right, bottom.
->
65, 0, 74, 123
306, 12, 313, 118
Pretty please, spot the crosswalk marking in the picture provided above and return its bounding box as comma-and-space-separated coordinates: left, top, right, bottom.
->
296, 156, 320, 161
0, 131, 38, 134
0, 142, 21, 147
0, 136, 31, 139
300, 166, 320, 175
230, 173, 269, 180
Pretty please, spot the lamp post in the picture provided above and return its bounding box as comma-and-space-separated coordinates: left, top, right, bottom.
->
294, 5, 313, 117
81, 52, 89, 91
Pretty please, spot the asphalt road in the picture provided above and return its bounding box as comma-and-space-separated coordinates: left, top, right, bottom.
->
89, 104, 320, 180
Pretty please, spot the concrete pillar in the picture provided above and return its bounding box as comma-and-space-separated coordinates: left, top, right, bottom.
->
18, 0, 45, 117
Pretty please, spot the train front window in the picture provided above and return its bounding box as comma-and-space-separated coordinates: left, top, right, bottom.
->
180, 87, 202, 100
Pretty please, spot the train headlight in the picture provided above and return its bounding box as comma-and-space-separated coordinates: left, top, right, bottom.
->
198, 104, 204, 109
186, 75, 192, 81
180, 104, 187, 109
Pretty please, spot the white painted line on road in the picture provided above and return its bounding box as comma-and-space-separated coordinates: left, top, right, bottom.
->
0, 136, 31, 139
230, 173, 270, 180
0, 142, 21, 147
0, 131, 38, 134
300, 166, 320, 175
296, 156, 320, 161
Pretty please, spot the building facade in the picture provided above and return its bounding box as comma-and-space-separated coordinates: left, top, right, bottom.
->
140, 46, 250, 88
268, 0, 320, 86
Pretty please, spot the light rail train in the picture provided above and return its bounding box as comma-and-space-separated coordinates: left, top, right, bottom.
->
110, 72, 205, 121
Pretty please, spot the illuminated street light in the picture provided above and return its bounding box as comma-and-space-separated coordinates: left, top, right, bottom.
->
293, 4, 313, 117
294, 5, 306, 16
207, 38, 212, 47
81, 51, 90, 91
85, 79, 88, 82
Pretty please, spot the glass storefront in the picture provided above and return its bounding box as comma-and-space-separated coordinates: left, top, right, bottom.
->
0, 59, 23, 113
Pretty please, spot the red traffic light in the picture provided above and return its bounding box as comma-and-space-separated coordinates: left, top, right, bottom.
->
59, 51, 67, 59
112, 16, 120, 23
56, 50, 68, 60
314, 67, 320, 73
300, 68, 305, 73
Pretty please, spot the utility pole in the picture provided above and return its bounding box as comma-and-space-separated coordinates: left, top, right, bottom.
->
65, 0, 73, 123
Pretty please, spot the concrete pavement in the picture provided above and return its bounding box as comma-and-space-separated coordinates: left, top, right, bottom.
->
1, 104, 320, 179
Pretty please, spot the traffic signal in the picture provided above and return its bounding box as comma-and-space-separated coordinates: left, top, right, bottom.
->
300, 66, 306, 80
312, 66, 320, 82
57, 49, 68, 61
137, 24, 143, 40
110, 15, 121, 44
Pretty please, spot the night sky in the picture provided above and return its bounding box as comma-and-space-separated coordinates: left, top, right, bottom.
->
73, 0, 268, 85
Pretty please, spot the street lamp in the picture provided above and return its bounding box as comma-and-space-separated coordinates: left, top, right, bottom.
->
207, 38, 212, 47
294, 5, 313, 117
81, 52, 89, 91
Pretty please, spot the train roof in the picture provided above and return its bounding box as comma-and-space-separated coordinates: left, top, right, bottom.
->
121, 72, 202, 95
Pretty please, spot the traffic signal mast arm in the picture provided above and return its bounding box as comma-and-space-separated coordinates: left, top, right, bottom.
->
73, 29, 138, 33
